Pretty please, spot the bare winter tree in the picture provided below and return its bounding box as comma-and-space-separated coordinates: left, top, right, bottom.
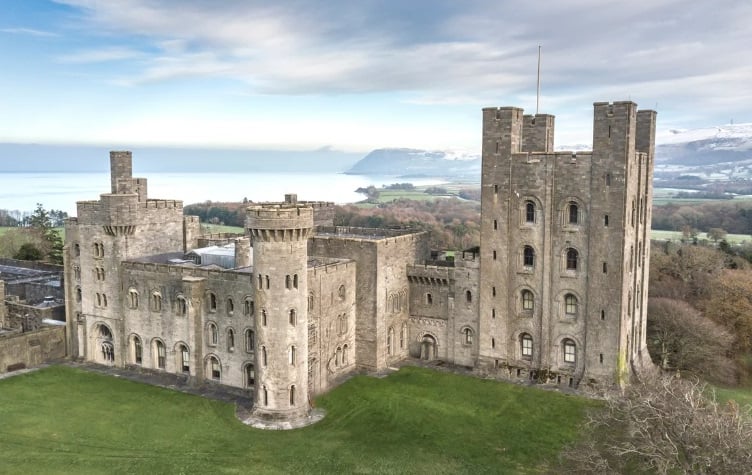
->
560, 374, 752, 474
647, 298, 737, 385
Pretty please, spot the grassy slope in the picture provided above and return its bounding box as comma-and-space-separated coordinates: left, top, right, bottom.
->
0, 366, 594, 474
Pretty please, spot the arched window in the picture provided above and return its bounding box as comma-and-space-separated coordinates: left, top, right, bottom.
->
178, 344, 190, 374
227, 329, 235, 351
208, 323, 218, 346
261, 309, 267, 326
227, 298, 234, 314
75, 287, 82, 303
343, 344, 349, 365
289, 309, 296, 326
176, 296, 187, 316
74, 243, 80, 256
244, 298, 254, 316
128, 289, 139, 309
521, 290, 534, 311
289, 385, 296, 406
465, 290, 472, 303
563, 339, 576, 363
523, 246, 535, 267
521, 334, 533, 359
605, 173, 611, 186
245, 364, 255, 387
338, 285, 346, 300
568, 202, 579, 225
102, 294, 107, 307
564, 294, 578, 316
133, 336, 142, 365
151, 292, 162, 312
293, 274, 299, 289
155, 340, 166, 369
208, 356, 221, 380
335, 347, 342, 367
245, 329, 255, 352
525, 201, 535, 223
426, 293, 433, 305
262, 385, 268, 406
387, 327, 394, 355
463, 327, 474, 345
566, 248, 578, 271
286, 275, 292, 289
289, 346, 297, 366
308, 293, 314, 312
400, 323, 407, 349
261, 346, 267, 366
208, 292, 217, 312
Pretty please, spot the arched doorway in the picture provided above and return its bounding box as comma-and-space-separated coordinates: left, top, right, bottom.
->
420, 335, 437, 361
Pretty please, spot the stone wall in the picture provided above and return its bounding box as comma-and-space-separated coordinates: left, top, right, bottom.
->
0, 326, 66, 373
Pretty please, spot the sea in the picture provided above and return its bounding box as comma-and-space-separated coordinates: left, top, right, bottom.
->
0, 172, 447, 216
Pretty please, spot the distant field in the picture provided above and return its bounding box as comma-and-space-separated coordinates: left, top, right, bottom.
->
713, 385, 752, 408
0, 365, 595, 474
0, 226, 64, 238
650, 229, 750, 244
200, 224, 244, 234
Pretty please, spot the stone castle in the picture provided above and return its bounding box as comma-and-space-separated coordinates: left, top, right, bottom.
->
64, 100, 655, 424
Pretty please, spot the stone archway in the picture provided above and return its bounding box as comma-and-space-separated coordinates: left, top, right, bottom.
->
420, 334, 437, 361
93, 323, 115, 365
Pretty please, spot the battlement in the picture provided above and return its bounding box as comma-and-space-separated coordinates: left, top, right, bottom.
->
407, 264, 452, 286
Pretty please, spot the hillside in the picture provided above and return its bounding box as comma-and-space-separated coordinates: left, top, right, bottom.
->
346, 148, 481, 180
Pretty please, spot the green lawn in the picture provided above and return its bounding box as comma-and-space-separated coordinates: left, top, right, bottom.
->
714, 386, 752, 408
0, 366, 594, 474
650, 229, 750, 244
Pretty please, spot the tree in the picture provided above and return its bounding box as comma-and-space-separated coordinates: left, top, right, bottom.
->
647, 298, 736, 384
698, 269, 752, 354
560, 374, 752, 474
14, 242, 43, 261
707, 227, 727, 243
27, 203, 64, 265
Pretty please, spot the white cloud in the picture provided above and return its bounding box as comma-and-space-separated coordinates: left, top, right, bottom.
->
58, 47, 145, 64
0, 27, 58, 37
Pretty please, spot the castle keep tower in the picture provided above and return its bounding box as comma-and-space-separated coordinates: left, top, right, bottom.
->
247, 203, 313, 422
64, 152, 199, 364
477, 102, 655, 387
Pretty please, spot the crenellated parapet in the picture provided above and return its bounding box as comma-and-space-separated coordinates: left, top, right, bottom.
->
246, 204, 314, 242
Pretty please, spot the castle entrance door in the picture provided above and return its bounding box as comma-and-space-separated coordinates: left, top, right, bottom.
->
420, 335, 437, 361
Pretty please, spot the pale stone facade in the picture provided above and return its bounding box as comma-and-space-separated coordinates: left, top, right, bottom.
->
64, 100, 655, 423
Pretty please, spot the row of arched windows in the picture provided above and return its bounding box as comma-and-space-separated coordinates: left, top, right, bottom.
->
517, 289, 579, 317
205, 323, 256, 353
388, 289, 407, 313
126, 288, 257, 318
520, 246, 579, 271
129, 334, 258, 386
515, 200, 582, 226
386, 323, 409, 356
514, 333, 577, 364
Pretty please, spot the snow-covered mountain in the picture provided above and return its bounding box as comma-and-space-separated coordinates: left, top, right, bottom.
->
345, 148, 480, 179
655, 123, 752, 180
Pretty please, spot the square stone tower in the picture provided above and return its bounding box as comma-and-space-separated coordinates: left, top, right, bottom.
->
477, 102, 656, 387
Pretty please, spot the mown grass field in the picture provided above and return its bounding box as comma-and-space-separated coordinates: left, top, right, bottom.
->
0, 366, 595, 474
650, 229, 750, 244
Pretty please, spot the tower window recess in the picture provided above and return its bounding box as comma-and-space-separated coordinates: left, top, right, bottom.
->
465, 290, 472, 303
493, 250, 497, 260
494, 184, 498, 194
227, 298, 234, 314
133, 336, 142, 365
227, 329, 235, 351
463, 327, 474, 345
491, 337, 496, 349
605, 173, 611, 186
493, 219, 498, 230
563, 339, 576, 363
290, 385, 296, 406
244, 298, 254, 316
262, 346, 267, 366
525, 201, 535, 223
286, 275, 292, 289
604, 214, 609, 227
209, 356, 221, 380
179, 345, 190, 373
568, 202, 579, 225
492, 286, 496, 297
289, 346, 297, 366
603, 262, 608, 273
521, 334, 533, 359
155, 340, 166, 369
566, 248, 579, 271
177, 296, 187, 316
245, 364, 255, 387
208, 323, 218, 346
523, 246, 535, 267
261, 309, 267, 326
601, 310, 605, 320
245, 329, 255, 352
426, 293, 433, 305
289, 309, 297, 326
564, 294, 578, 316
521, 290, 534, 311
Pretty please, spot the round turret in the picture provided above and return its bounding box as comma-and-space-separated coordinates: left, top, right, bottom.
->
247, 203, 313, 424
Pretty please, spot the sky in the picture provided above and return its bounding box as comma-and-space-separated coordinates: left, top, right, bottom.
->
1, 0, 751, 153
